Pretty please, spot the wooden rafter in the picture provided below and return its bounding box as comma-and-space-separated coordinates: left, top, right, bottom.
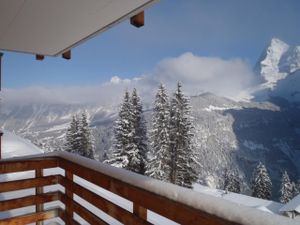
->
130, 11, 144, 28
62, 50, 71, 60
36, 55, 44, 61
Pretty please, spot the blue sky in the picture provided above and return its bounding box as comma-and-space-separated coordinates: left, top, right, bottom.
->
2, 0, 300, 89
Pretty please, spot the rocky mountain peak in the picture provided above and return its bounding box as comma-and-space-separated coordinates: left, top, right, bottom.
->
256, 38, 290, 85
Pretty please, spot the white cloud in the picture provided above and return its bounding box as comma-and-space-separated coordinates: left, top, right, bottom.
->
1, 52, 256, 106
150, 52, 255, 98
108, 76, 131, 85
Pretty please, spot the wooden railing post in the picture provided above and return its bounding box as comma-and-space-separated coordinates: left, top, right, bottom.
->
66, 171, 74, 223
133, 203, 147, 221
35, 168, 43, 225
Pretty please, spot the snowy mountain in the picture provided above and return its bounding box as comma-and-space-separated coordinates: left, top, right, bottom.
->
255, 38, 300, 87
0, 102, 116, 160
255, 38, 290, 85
254, 38, 300, 102
270, 70, 300, 102
190, 93, 300, 196
1, 92, 300, 199
1, 38, 300, 201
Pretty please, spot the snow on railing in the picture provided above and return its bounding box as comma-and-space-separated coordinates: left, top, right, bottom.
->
0, 151, 298, 225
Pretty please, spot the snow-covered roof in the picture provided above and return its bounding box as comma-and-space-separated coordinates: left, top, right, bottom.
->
0, 0, 158, 56
280, 194, 300, 214
1, 132, 43, 158
1, 151, 298, 225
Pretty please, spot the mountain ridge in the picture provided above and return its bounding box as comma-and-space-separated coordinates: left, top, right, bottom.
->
1, 38, 300, 200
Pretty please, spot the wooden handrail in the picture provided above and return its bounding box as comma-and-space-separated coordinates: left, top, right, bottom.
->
0, 157, 58, 173
58, 176, 150, 225
0, 153, 297, 225
59, 157, 237, 225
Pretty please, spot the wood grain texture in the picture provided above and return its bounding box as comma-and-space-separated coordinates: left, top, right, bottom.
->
0, 208, 60, 225
0, 175, 58, 193
58, 208, 81, 225
130, 11, 144, 27
0, 157, 58, 173
35, 169, 44, 225
133, 203, 147, 221
0, 155, 243, 225
36, 55, 44, 60
65, 170, 74, 220
59, 158, 241, 225
59, 176, 151, 225
61, 194, 108, 225
0, 192, 61, 211
62, 50, 71, 60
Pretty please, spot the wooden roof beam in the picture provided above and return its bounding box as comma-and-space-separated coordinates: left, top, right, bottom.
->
36, 55, 44, 61
62, 50, 71, 60
130, 11, 144, 28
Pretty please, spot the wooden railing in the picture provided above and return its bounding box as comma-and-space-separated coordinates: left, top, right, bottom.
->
0, 152, 297, 225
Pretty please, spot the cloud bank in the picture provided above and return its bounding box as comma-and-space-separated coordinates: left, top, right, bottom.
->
1, 53, 256, 106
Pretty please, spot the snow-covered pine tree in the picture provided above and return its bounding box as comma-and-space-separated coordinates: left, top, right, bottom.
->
291, 181, 299, 199
223, 169, 241, 193
127, 88, 148, 174
106, 90, 131, 168
65, 115, 81, 154
146, 83, 171, 181
294, 179, 300, 196
251, 162, 272, 200
78, 112, 95, 159
65, 113, 95, 159
279, 171, 293, 203
169, 82, 198, 188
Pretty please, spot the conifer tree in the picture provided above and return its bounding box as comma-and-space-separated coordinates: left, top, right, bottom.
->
279, 171, 293, 203
127, 88, 148, 174
169, 82, 198, 188
107, 89, 148, 175
107, 91, 131, 168
78, 112, 95, 159
223, 168, 241, 193
65, 113, 95, 159
146, 84, 171, 181
65, 115, 80, 154
294, 179, 300, 196
251, 162, 272, 200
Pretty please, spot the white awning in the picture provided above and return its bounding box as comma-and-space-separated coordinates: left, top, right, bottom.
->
0, 0, 158, 56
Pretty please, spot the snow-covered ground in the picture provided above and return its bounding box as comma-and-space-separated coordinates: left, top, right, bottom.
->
0, 132, 299, 224
1, 132, 43, 158
194, 184, 283, 215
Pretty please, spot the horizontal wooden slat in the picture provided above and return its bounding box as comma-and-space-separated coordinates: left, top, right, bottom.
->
59, 176, 150, 225
0, 175, 59, 193
60, 194, 108, 225
0, 208, 61, 225
58, 209, 81, 225
59, 158, 240, 225
0, 192, 61, 211
0, 157, 58, 173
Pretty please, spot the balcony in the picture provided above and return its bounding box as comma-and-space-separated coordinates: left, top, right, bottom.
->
0, 152, 296, 225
